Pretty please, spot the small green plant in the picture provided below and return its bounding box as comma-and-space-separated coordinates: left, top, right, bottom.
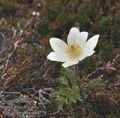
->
53, 68, 82, 110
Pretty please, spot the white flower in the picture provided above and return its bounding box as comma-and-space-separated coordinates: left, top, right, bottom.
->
32, 11, 36, 16
32, 11, 40, 16
36, 12, 40, 16
47, 27, 100, 68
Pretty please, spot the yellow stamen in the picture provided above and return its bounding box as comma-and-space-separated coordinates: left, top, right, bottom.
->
65, 44, 82, 59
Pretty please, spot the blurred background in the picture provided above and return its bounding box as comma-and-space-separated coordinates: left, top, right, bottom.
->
0, 0, 120, 117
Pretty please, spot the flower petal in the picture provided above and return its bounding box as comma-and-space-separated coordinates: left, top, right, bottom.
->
76, 32, 88, 45
47, 52, 68, 62
50, 38, 67, 53
62, 60, 79, 68
67, 27, 80, 44
85, 35, 99, 50
47, 52, 59, 61
49, 38, 68, 61
79, 50, 95, 61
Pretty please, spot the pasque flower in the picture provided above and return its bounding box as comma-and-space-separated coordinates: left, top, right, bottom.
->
47, 27, 99, 68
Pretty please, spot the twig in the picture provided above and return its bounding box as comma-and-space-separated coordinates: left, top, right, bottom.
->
1, 18, 33, 77
39, 106, 82, 117
86, 54, 119, 79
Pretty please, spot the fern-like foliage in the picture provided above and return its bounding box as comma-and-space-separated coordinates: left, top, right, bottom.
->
53, 68, 82, 110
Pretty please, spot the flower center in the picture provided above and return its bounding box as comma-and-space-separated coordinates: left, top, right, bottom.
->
65, 44, 82, 59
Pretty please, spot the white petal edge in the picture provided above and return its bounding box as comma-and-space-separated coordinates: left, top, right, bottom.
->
85, 35, 100, 50
47, 52, 67, 62
76, 32, 88, 46
62, 60, 79, 68
67, 27, 80, 44
47, 52, 59, 61
79, 50, 95, 61
50, 38, 67, 53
